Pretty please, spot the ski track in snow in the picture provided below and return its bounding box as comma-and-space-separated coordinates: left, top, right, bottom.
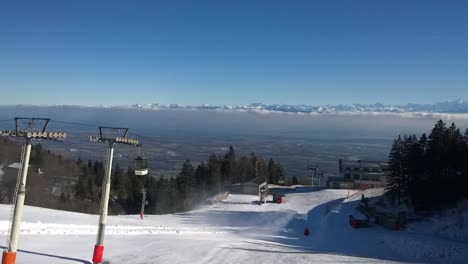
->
0, 222, 235, 236
1, 189, 467, 264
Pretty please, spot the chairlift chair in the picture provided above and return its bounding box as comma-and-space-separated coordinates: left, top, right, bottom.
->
135, 156, 149, 176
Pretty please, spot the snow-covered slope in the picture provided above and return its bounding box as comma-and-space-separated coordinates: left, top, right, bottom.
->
1, 189, 467, 264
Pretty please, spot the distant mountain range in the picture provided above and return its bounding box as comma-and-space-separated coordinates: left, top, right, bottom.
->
129, 99, 468, 114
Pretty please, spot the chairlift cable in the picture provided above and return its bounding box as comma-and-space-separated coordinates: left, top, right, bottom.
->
50, 120, 152, 174
50, 120, 100, 128
127, 131, 156, 142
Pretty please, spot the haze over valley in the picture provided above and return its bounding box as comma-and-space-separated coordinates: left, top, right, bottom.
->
2, 105, 467, 178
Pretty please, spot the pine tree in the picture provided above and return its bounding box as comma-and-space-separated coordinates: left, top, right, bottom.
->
237, 156, 251, 184
30, 143, 44, 167
221, 146, 237, 183
87, 174, 95, 199
207, 154, 222, 193
427, 120, 450, 206
446, 122, 465, 202
257, 157, 269, 183
249, 152, 257, 170
59, 192, 68, 204
386, 136, 404, 205
74, 175, 87, 200
267, 158, 276, 184
464, 128, 468, 144
464, 129, 468, 197
177, 160, 195, 195
228, 146, 236, 160
195, 162, 208, 189
427, 120, 447, 163
419, 133, 428, 153
112, 164, 123, 197
94, 161, 105, 187
275, 162, 284, 184
401, 134, 422, 203
292, 176, 299, 185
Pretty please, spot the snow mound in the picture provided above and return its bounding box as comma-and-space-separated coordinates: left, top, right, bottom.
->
406, 200, 468, 243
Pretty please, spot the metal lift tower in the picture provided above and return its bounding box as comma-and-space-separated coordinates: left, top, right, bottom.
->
1, 118, 67, 264
86, 127, 139, 264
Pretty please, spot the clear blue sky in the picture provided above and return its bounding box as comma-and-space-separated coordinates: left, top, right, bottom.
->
1, 0, 467, 106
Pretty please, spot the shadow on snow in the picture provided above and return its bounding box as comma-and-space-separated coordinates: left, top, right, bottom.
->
0, 246, 91, 264
178, 195, 426, 264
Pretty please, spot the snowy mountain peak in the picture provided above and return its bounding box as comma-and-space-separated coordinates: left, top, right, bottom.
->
128, 99, 468, 114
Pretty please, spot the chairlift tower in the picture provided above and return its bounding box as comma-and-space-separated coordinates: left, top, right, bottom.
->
86, 127, 139, 264
1, 118, 67, 264
140, 188, 147, 220
307, 165, 323, 187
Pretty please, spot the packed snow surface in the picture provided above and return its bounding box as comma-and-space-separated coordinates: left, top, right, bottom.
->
1, 188, 467, 264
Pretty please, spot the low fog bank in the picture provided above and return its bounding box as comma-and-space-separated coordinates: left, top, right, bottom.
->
2, 106, 467, 138
1, 106, 467, 177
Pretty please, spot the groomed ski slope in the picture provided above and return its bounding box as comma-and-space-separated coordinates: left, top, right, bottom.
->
1, 188, 467, 264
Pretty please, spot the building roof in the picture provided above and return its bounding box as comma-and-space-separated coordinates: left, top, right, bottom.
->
6, 162, 32, 169
247, 177, 266, 185
8, 163, 22, 169
340, 159, 386, 168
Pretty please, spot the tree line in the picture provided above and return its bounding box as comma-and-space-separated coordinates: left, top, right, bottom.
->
73, 159, 154, 214
386, 120, 468, 210
1, 138, 285, 215
148, 146, 285, 213
74, 146, 285, 214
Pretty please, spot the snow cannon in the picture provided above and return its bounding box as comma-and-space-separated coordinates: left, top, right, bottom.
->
348, 215, 369, 229
303, 228, 310, 236
272, 193, 285, 204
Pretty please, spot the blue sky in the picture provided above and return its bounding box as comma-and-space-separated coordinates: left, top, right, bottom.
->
1, 0, 467, 106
